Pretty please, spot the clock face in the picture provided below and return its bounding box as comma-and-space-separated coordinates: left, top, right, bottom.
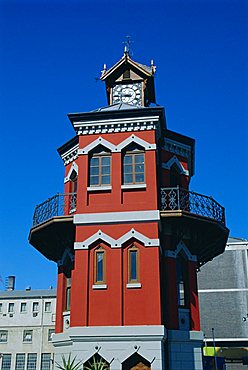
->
112, 83, 142, 106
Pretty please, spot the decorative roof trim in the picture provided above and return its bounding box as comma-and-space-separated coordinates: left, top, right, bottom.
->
57, 247, 75, 267
164, 241, 197, 261
78, 134, 156, 155
64, 162, 78, 183
74, 228, 160, 250
164, 138, 192, 175
162, 155, 189, 176
73, 115, 160, 135
60, 144, 79, 165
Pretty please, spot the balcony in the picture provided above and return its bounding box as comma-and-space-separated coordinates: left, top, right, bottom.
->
160, 187, 229, 265
29, 194, 76, 262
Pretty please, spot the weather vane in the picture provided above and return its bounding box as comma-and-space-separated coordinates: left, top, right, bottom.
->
123, 35, 133, 57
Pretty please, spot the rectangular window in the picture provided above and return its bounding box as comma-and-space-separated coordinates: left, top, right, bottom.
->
0, 303, 2, 313
1, 354, 11, 370
90, 155, 111, 186
20, 303, 27, 313
128, 247, 139, 283
176, 257, 187, 307
23, 330, 33, 342
0, 330, 8, 342
32, 302, 39, 312
123, 152, 145, 184
44, 302, 51, 312
65, 278, 71, 311
8, 303, 14, 313
15, 354, 25, 370
94, 249, 105, 284
27, 354, 37, 370
48, 329, 54, 342
41, 354, 51, 370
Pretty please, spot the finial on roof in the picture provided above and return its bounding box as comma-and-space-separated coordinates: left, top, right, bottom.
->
150, 59, 156, 74
100, 63, 107, 77
122, 35, 133, 57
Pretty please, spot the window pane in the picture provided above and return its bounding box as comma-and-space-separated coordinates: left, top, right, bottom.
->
96, 252, 104, 282
0, 330, 8, 342
135, 173, 144, 183
15, 354, 25, 370
135, 164, 144, 173
20, 303, 27, 313
23, 330, 32, 342
90, 175, 99, 185
90, 157, 99, 166
44, 302, 51, 312
1, 354, 11, 370
130, 251, 137, 281
41, 354, 51, 370
124, 155, 132, 164
123, 164, 133, 174
101, 156, 110, 165
0, 303, 2, 312
48, 329, 54, 342
32, 302, 39, 312
27, 354, 37, 370
135, 154, 144, 164
101, 165, 110, 175
8, 303, 14, 313
90, 166, 99, 175
101, 175, 110, 185
124, 174, 133, 184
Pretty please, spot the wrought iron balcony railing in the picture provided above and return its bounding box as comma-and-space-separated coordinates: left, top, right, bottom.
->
32, 193, 77, 227
160, 187, 225, 225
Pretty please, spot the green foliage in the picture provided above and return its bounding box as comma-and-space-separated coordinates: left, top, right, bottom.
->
55, 354, 83, 370
83, 356, 109, 370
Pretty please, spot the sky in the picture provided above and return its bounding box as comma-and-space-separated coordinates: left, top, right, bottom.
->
0, 0, 247, 291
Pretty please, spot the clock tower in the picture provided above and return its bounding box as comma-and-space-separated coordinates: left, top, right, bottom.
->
29, 50, 229, 369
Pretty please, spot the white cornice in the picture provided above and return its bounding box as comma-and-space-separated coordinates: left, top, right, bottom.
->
73, 115, 160, 135
162, 155, 189, 176
78, 134, 156, 155
61, 144, 79, 165
74, 228, 160, 250
74, 210, 160, 225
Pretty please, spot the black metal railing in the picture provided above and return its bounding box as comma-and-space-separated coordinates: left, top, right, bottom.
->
160, 187, 225, 224
32, 193, 77, 227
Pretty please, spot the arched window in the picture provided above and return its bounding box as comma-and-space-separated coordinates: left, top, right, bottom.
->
128, 245, 139, 283
84, 354, 109, 369
176, 255, 188, 307
94, 246, 106, 284
89, 146, 111, 187
65, 276, 71, 312
123, 144, 145, 185
170, 163, 181, 187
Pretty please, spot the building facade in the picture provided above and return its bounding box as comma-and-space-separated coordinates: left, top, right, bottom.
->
0, 284, 56, 370
198, 237, 248, 369
29, 51, 229, 369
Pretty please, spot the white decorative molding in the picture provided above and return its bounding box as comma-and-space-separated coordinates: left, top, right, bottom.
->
61, 144, 79, 165
74, 228, 159, 250
87, 186, 112, 192
64, 162, 79, 183
92, 284, 107, 290
74, 210, 160, 225
73, 115, 160, 136
121, 184, 147, 190
164, 241, 197, 262
78, 134, 156, 155
126, 283, 142, 288
162, 155, 189, 176
164, 138, 191, 160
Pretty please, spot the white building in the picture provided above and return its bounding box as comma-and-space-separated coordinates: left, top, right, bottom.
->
0, 282, 56, 370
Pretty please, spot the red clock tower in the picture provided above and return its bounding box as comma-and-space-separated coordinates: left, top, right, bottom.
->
29, 50, 229, 370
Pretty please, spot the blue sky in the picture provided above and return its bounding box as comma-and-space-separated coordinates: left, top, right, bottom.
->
0, 0, 247, 290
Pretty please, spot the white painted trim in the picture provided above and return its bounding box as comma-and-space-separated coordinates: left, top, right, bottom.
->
64, 162, 78, 183
74, 228, 160, 250
61, 144, 79, 165
121, 184, 147, 190
73, 115, 160, 128
78, 136, 116, 155
198, 288, 248, 293
74, 210, 160, 225
115, 134, 156, 151
92, 284, 107, 289
78, 134, 156, 155
164, 138, 191, 152
126, 283, 142, 288
162, 155, 189, 176
164, 241, 197, 261
87, 186, 112, 192
205, 337, 248, 342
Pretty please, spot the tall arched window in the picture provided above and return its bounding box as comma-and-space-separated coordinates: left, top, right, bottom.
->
94, 246, 106, 284
89, 146, 111, 187
176, 255, 188, 307
123, 144, 145, 185
128, 245, 139, 283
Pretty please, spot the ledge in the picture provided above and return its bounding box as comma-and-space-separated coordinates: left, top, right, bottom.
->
121, 184, 146, 190
126, 283, 142, 288
92, 284, 107, 289
87, 186, 112, 192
